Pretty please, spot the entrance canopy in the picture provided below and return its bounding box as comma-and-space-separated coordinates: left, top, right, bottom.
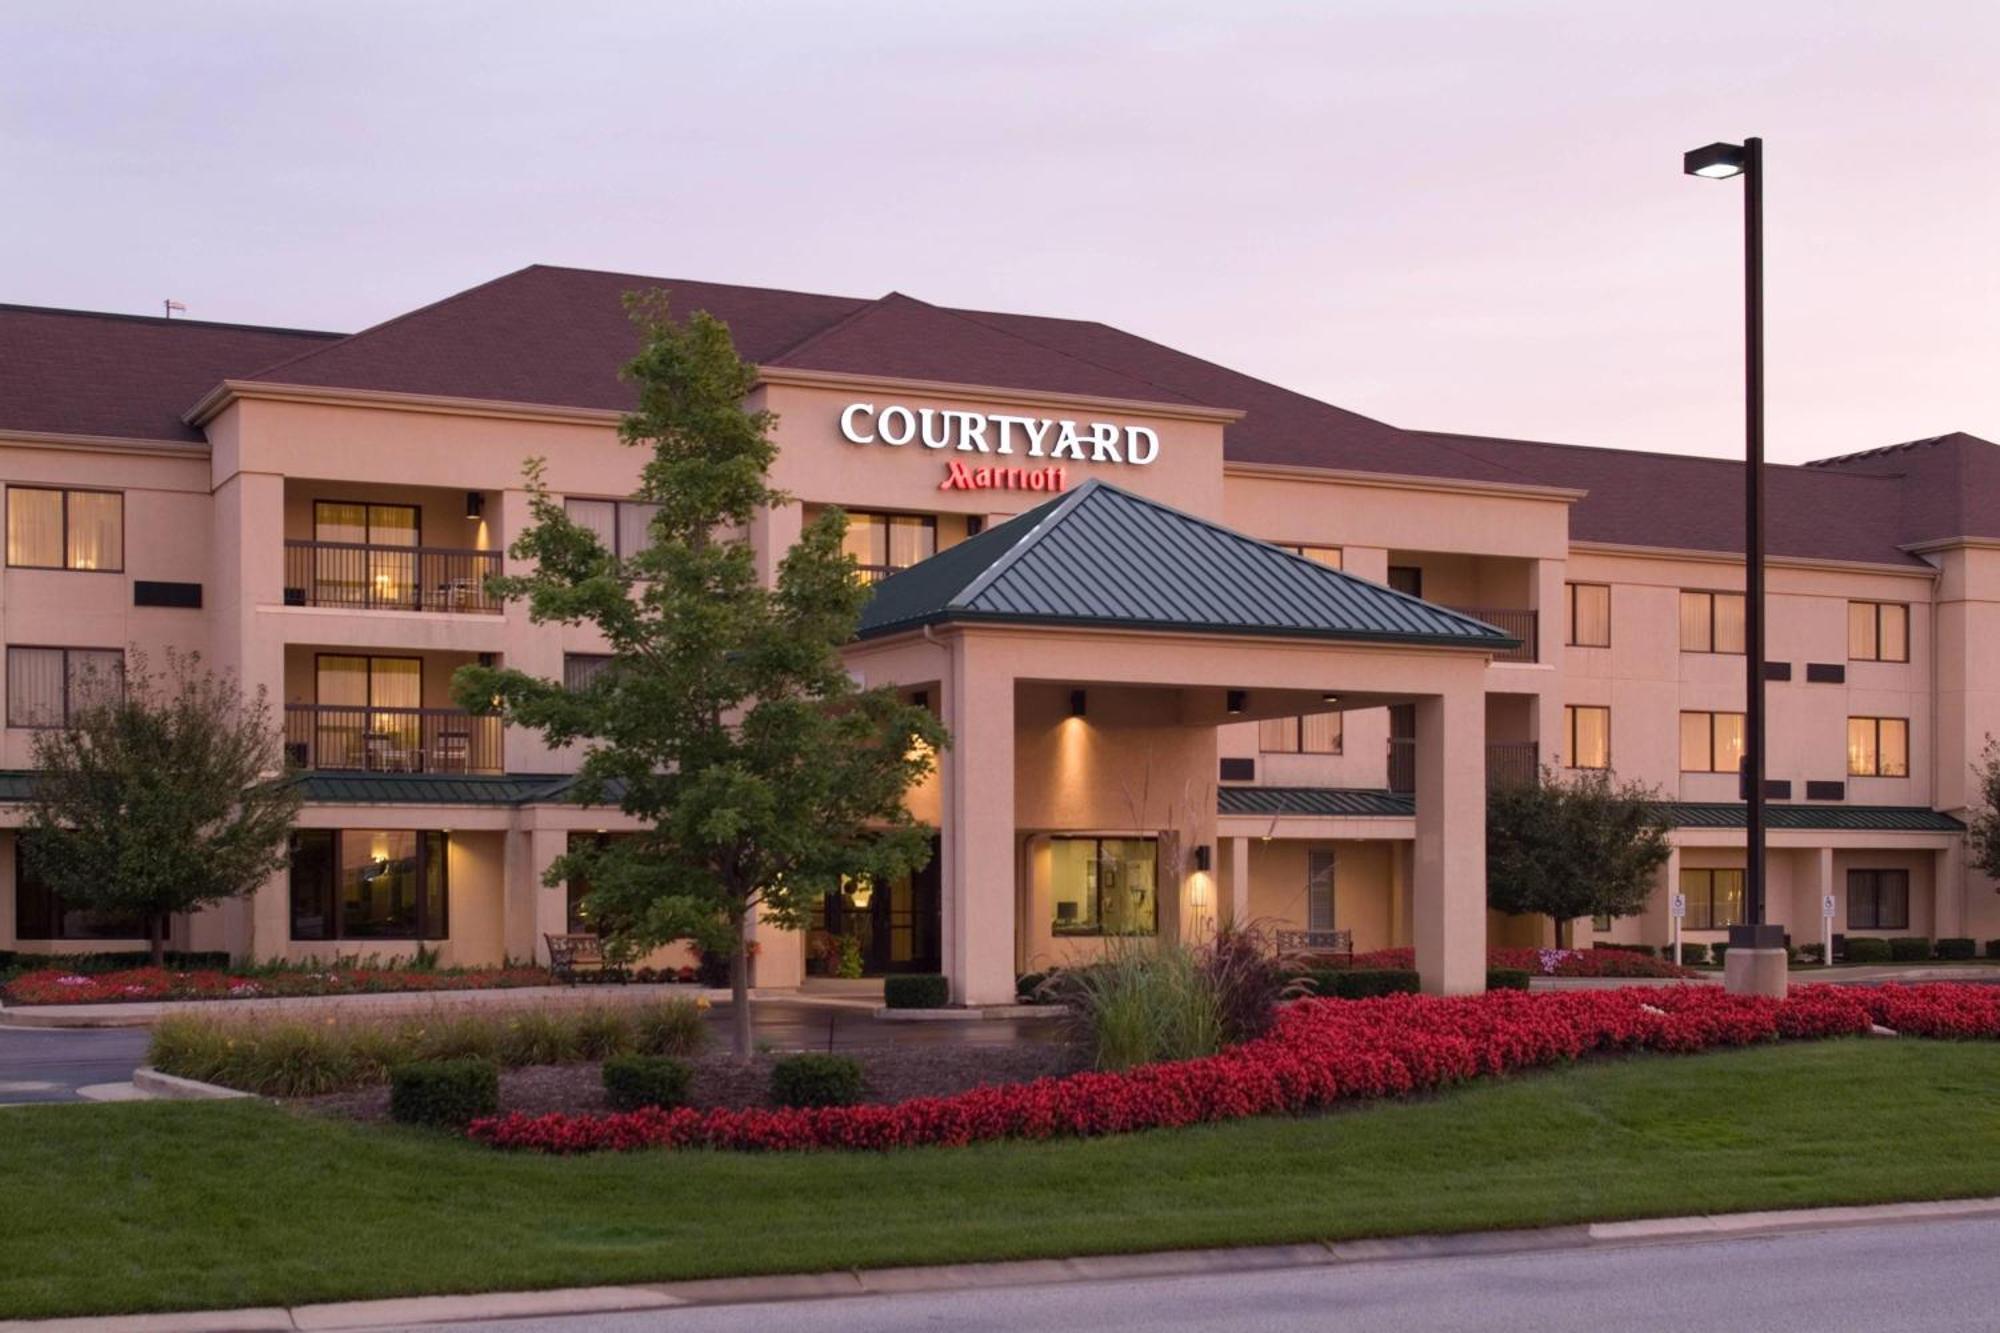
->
855, 479, 1519, 650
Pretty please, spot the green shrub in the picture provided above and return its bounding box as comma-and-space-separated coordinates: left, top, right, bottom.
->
1796, 942, 1826, 964
1710, 942, 1733, 967
1676, 942, 1708, 966
1845, 937, 1892, 964
1592, 943, 1656, 958
602, 1054, 693, 1111
771, 1053, 864, 1108
1485, 967, 1532, 991
389, 1059, 498, 1128
1986, 939, 2000, 960
1936, 937, 1976, 961
883, 974, 950, 1009
1888, 936, 1933, 962
1016, 970, 1050, 1001
633, 999, 708, 1057
1305, 968, 1421, 999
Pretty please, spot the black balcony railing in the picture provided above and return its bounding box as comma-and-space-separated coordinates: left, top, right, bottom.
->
1444, 606, 1538, 663
1387, 739, 1540, 795
283, 540, 502, 614
284, 705, 503, 774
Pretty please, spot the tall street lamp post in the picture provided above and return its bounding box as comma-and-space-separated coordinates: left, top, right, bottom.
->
1684, 137, 1787, 994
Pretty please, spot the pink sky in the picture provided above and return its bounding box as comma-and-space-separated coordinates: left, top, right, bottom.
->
3, 1, 1995, 464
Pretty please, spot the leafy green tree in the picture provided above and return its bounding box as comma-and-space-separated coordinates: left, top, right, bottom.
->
24, 650, 302, 965
1966, 737, 2000, 882
1487, 767, 1673, 946
456, 294, 946, 1056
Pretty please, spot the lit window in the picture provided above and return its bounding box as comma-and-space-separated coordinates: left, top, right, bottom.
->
1564, 705, 1609, 769
1049, 837, 1157, 936
841, 511, 937, 583
1257, 712, 1342, 755
1679, 711, 1745, 773
1293, 545, 1343, 570
1680, 868, 1745, 930
1566, 583, 1611, 648
1848, 602, 1909, 663
6, 487, 123, 572
1679, 590, 1745, 654
290, 829, 448, 942
1848, 717, 1908, 777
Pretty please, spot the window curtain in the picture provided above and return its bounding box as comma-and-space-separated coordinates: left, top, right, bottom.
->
64, 492, 122, 571
65, 649, 123, 714
565, 499, 618, 552
7, 488, 63, 567
7, 647, 65, 726
616, 502, 660, 557
1301, 711, 1342, 754
1306, 850, 1335, 931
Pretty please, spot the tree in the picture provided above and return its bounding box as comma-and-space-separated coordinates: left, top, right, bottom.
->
1966, 737, 2000, 881
456, 293, 946, 1057
1486, 767, 1673, 946
24, 650, 302, 965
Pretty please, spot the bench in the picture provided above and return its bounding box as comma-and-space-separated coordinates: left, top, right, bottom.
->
545, 933, 622, 985
1274, 928, 1354, 962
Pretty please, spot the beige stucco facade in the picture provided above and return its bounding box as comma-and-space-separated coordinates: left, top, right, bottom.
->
2, 284, 1994, 997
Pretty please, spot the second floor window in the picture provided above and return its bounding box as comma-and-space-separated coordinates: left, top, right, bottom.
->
1564, 705, 1610, 769
1848, 717, 1909, 777
843, 511, 936, 582
1566, 583, 1611, 647
1680, 710, 1746, 773
1258, 712, 1342, 755
566, 498, 661, 558
1848, 601, 1909, 663
6, 486, 123, 572
564, 653, 613, 691
6, 646, 123, 728
1679, 590, 1745, 654
1292, 545, 1343, 569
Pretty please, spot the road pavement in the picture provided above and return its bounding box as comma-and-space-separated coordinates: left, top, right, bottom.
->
0, 1024, 151, 1103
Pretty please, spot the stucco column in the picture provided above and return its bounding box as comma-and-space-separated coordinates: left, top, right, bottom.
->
1531, 557, 1565, 667
1657, 843, 1682, 954
1413, 687, 1485, 993
941, 635, 1016, 1005
499, 487, 565, 772
504, 824, 569, 964
1937, 838, 1967, 939
750, 499, 804, 588
751, 901, 805, 989
247, 863, 290, 962
1389, 840, 1411, 948
1230, 836, 1251, 929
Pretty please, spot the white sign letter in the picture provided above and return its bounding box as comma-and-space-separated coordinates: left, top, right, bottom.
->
839, 402, 876, 444
1124, 425, 1160, 465
877, 405, 916, 446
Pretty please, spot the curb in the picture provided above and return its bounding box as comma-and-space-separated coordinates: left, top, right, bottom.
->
130, 1067, 255, 1101
873, 1003, 1064, 1021
8, 1194, 1998, 1331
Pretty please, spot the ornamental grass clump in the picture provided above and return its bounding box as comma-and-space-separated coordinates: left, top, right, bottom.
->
633, 998, 709, 1057
1048, 935, 1284, 1072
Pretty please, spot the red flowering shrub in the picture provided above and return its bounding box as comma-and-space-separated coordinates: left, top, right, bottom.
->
1, 964, 552, 1006
469, 981, 1975, 1156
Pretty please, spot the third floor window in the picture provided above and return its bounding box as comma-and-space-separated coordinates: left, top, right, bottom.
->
1848, 601, 1909, 663
1679, 590, 1745, 654
6, 486, 122, 572
1566, 583, 1610, 647
565, 497, 661, 558
843, 511, 936, 583
1563, 704, 1609, 769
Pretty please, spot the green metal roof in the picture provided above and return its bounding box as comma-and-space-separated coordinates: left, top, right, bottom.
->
856, 480, 1520, 650
289, 772, 577, 805
1662, 803, 1964, 832
1218, 786, 1414, 818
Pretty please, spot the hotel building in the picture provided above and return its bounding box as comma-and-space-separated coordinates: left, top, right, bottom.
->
0, 265, 1990, 999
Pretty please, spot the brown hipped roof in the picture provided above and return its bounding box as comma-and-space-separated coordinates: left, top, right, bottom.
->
0, 265, 1991, 565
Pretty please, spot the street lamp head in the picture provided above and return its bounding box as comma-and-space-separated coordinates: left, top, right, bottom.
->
1684, 141, 1747, 179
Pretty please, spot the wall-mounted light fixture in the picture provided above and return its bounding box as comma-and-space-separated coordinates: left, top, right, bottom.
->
1193, 844, 1212, 873
1321, 691, 1340, 704
1070, 689, 1088, 718
465, 491, 486, 520
1226, 690, 1246, 715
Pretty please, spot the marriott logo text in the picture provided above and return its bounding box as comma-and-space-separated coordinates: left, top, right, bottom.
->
839, 403, 1161, 466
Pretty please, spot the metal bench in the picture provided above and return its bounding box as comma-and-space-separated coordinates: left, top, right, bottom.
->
1274, 928, 1354, 962
545, 932, 620, 985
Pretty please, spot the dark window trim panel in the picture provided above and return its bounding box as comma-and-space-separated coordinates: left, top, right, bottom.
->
133, 580, 202, 609
1218, 757, 1255, 782
1805, 780, 1846, 801
1806, 663, 1846, 684
1764, 661, 1792, 681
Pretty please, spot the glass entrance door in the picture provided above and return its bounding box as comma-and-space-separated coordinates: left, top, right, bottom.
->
809, 836, 941, 975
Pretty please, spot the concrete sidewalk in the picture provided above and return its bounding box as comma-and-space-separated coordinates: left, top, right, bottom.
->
0, 983, 771, 1029
7, 1195, 1997, 1332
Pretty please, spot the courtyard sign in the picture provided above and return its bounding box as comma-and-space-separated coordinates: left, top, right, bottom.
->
839, 402, 1161, 467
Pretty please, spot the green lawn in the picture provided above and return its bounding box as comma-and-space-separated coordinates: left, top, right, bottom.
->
4, 1040, 2000, 1319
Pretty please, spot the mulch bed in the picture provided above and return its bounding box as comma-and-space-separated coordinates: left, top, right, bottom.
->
300, 1041, 1087, 1122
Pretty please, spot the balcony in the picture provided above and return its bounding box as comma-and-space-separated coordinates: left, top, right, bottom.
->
284, 704, 503, 774
283, 541, 502, 615
1388, 739, 1540, 794
1444, 606, 1537, 664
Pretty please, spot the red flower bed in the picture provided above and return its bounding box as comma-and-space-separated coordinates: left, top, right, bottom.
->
468, 983, 1999, 1155
1, 964, 551, 1006
1336, 946, 1694, 979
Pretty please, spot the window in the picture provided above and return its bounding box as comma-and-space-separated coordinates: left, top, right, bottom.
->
1679, 590, 1745, 654
1849, 602, 1909, 663
290, 829, 448, 941
842, 511, 937, 582
6, 487, 123, 571
1257, 712, 1342, 755
1679, 867, 1745, 931
1563, 705, 1610, 769
1848, 717, 1909, 777
1679, 710, 1746, 773
565, 497, 662, 558
6, 646, 122, 728
564, 653, 613, 691
312, 655, 422, 770
1566, 583, 1611, 647
1591, 913, 1614, 932
312, 501, 419, 608
14, 838, 147, 940
1292, 545, 1343, 570
1306, 850, 1335, 932
1049, 836, 1157, 936
1847, 869, 1910, 931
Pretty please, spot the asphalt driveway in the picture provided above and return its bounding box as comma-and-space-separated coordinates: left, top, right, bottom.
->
0, 1024, 151, 1104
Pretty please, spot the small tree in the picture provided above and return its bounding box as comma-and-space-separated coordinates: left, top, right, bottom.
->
1967, 737, 2000, 881
1487, 767, 1673, 946
456, 294, 945, 1057
24, 650, 302, 965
